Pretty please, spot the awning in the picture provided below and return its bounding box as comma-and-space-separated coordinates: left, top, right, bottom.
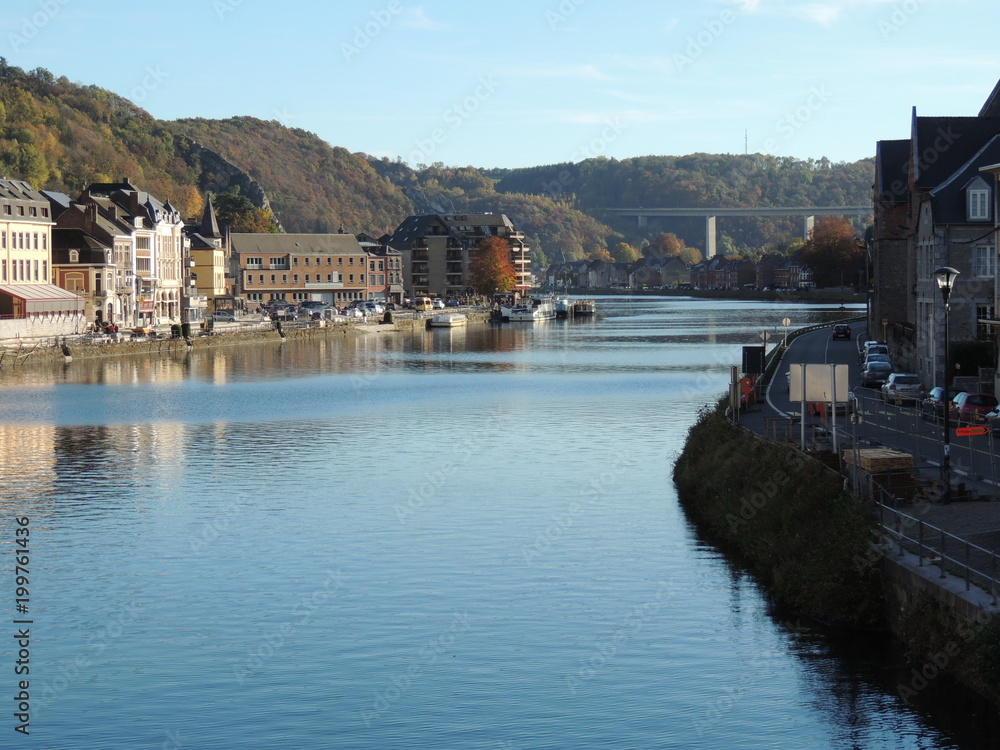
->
0, 283, 85, 314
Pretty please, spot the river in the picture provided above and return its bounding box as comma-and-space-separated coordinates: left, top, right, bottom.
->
0, 296, 993, 749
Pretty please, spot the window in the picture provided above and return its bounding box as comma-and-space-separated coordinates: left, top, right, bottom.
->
247, 275, 253, 285
360, 274, 365, 283
33, 260, 39, 281
1, 231, 5, 249
69, 250, 79, 263
975, 244, 996, 277
259, 274, 264, 283
137, 258, 151, 273
282, 274, 288, 283
978, 304, 997, 338
305, 274, 310, 283
304, 257, 310, 266
137, 236, 151, 250
29, 207, 36, 217
3, 205, 10, 215
293, 275, 299, 283
349, 257, 354, 265
349, 274, 354, 283
327, 274, 333, 282
271, 274, 276, 284
246, 257, 263, 269
338, 257, 343, 265
1, 260, 5, 281
969, 185, 990, 220
327, 257, 332, 265
41, 235, 46, 250
33, 233, 38, 250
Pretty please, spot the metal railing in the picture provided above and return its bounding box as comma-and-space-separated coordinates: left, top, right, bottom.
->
876, 501, 1000, 604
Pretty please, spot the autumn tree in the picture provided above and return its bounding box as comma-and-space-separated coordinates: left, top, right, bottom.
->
469, 237, 517, 294
799, 216, 863, 288
645, 232, 685, 258
612, 242, 640, 263
213, 186, 280, 233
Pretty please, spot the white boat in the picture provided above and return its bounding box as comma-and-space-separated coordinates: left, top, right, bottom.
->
503, 298, 556, 321
428, 313, 467, 328
554, 296, 572, 318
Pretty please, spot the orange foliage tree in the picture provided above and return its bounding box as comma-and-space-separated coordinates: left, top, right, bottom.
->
799, 216, 863, 288
469, 237, 517, 294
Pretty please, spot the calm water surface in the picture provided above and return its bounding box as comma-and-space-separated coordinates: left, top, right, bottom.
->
0, 297, 992, 749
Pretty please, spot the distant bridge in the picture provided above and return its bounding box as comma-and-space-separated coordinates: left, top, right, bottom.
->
603, 206, 872, 257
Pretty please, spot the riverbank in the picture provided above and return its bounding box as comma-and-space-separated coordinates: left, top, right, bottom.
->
675, 404, 1000, 710
0, 311, 493, 372
673, 404, 885, 629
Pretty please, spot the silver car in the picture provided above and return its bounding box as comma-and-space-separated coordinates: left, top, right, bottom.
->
880, 373, 925, 404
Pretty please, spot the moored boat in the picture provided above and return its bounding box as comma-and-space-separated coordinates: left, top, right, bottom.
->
428, 313, 467, 328
502, 298, 556, 321
572, 299, 596, 317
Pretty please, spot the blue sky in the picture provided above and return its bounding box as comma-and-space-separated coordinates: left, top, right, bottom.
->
3, 0, 998, 169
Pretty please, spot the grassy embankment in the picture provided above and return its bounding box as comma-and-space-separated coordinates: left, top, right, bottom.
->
672, 403, 884, 629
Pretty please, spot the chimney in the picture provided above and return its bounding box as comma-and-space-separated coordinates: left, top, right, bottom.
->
86, 203, 98, 225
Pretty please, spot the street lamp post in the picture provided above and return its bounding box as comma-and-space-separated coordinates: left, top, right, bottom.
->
933, 266, 960, 505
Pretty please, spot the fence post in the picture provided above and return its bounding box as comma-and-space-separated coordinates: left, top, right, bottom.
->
940, 531, 947, 579
918, 521, 924, 566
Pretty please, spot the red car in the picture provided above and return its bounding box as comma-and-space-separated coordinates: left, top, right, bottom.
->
950, 392, 999, 424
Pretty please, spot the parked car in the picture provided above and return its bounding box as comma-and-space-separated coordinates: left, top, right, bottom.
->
212, 310, 237, 322
880, 373, 925, 404
859, 343, 889, 363
921, 387, 949, 421
432, 298, 446, 309
860, 360, 893, 388
863, 353, 892, 368
832, 324, 851, 340
271, 307, 297, 321
985, 405, 1000, 434
950, 392, 999, 424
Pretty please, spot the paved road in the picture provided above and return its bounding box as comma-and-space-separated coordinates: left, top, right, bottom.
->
737, 325, 1000, 583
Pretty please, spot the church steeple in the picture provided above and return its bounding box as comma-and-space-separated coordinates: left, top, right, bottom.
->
200, 194, 221, 239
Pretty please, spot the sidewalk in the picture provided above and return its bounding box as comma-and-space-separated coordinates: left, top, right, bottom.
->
734, 334, 1000, 568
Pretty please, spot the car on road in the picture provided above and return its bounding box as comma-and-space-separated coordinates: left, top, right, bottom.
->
921, 387, 949, 421
832, 324, 851, 340
432, 298, 446, 309
880, 373, 925, 404
212, 310, 237, 322
985, 405, 1000, 434
860, 360, 893, 388
950, 392, 998, 424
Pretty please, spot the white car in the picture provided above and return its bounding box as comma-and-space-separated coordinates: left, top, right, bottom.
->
432, 299, 446, 309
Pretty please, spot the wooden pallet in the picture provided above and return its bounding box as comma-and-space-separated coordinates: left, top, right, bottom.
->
843, 448, 914, 472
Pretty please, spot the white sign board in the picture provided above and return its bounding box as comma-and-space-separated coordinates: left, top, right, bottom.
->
788, 364, 850, 402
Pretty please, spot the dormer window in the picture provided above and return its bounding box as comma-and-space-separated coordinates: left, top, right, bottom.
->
69, 250, 79, 263
967, 177, 991, 220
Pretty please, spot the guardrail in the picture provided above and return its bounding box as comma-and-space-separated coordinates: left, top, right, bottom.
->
761, 314, 866, 386
876, 501, 1000, 604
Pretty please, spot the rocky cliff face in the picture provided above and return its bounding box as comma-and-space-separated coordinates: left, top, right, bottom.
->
173, 135, 284, 232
